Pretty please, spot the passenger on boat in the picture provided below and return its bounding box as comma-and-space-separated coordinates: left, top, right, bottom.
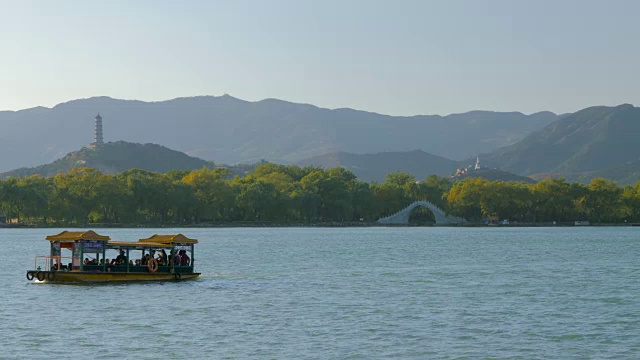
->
158, 249, 168, 266
174, 251, 181, 266
180, 250, 190, 266
84, 258, 90, 265
115, 250, 127, 264
135, 259, 141, 266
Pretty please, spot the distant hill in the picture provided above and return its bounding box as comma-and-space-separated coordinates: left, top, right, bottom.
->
297, 150, 459, 182
529, 160, 640, 185
0, 95, 558, 172
451, 167, 536, 184
0, 141, 212, 178
482, 104, 640, 184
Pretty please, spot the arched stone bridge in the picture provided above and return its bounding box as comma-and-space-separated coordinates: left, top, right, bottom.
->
377, 200, 467, 225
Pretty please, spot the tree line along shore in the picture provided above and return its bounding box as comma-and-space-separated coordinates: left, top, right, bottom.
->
0, 164, 638, 227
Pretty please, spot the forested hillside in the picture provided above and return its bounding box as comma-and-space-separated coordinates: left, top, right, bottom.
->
1, 141, 212, 178
483, 104, 640, 184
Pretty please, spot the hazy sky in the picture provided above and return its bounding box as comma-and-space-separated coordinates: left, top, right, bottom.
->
1, 0, 638, 115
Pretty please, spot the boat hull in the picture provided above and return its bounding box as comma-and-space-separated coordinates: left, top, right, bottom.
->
27, 271, 200, 283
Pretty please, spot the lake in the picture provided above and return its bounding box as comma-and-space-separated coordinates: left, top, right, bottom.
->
1, 227, 639, 358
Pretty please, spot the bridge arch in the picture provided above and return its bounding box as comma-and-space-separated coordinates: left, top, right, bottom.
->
377, 200, 466, 225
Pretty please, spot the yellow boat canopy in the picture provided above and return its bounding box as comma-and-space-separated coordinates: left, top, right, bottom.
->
139, 234, 199, 244
46, 230, 110, 242
45, 231, 197, 247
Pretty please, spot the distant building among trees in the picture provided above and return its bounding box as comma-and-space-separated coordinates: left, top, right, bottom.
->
453, 156, 485, 177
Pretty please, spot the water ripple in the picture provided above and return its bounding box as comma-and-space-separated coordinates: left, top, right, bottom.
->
1, 227, 639, 358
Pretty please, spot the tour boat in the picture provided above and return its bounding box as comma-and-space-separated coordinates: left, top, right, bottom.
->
26, 230, 200, 283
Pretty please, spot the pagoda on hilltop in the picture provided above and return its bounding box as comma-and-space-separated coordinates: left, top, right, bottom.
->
92, 113, 104, 146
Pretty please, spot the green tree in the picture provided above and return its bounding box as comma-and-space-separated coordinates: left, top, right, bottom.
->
584, 178, 622, 223
417, 175, 452, 208
232, 176, 284, 221
182, 168, 235, 222
621, 181, 640, 222
371, 183, 407, 218
446, 178, 486, 220
301, 169, 355, 221
19, 175, 53, 224
53, 168, 105, 225
531, 178, 580, 222
0, 177, 28, 223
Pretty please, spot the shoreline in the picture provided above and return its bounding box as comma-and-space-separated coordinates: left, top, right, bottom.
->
1, 222, 638, 229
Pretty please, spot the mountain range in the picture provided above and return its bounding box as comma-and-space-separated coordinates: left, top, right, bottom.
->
1, 96, 639, 185
0, 95, 558, 173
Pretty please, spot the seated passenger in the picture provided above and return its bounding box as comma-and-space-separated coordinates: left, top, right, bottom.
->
115, 250, 127, 264
180, 250, 190, 266
83, 258, 90, 265
158, 249, 168, 266
135, 259, 141, 266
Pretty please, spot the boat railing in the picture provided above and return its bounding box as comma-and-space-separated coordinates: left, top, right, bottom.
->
81, 264, 195, 274
34, 255, 72, 271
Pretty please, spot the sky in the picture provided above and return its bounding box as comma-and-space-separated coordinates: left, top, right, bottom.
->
0, 0, 638, 116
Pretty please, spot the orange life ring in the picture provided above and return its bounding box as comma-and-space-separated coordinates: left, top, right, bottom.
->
147, 258, 158, 273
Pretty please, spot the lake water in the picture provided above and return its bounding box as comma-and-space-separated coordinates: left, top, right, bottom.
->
1, 227, 639, 358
